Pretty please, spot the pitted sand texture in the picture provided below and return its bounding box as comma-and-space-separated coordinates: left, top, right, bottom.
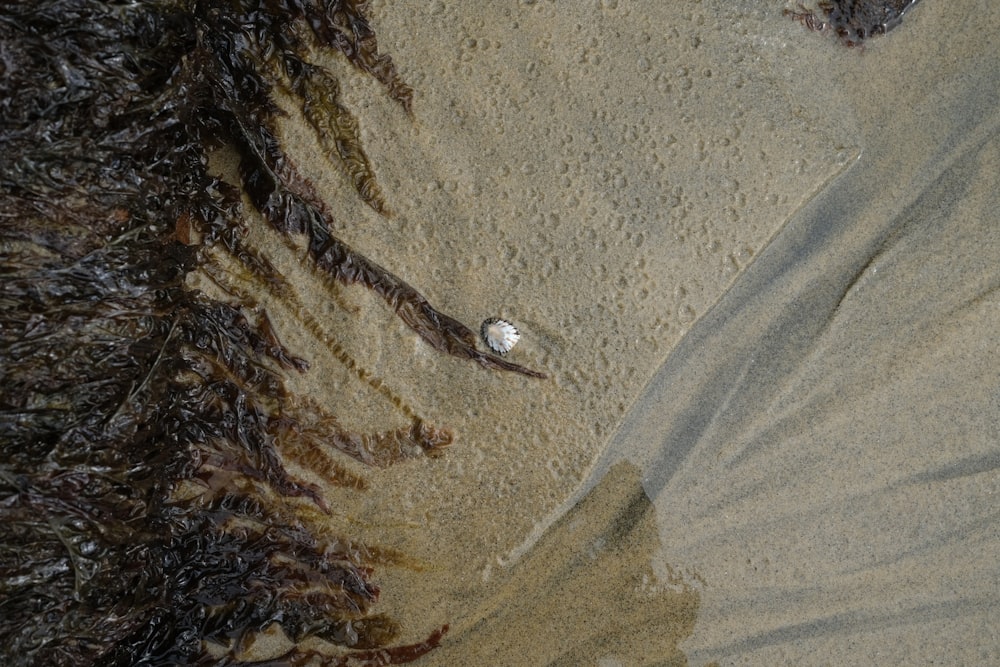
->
212, 0, 998, 663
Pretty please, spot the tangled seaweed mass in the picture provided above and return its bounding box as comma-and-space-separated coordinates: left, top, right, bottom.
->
785, 0, 922, 47
1, 1, 542, 664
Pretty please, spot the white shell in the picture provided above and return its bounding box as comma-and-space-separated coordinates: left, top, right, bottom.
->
480, 318, 520, 355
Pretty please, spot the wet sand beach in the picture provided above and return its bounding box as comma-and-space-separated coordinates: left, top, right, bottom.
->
289, 0, 997, 663
5, 0, 994, 663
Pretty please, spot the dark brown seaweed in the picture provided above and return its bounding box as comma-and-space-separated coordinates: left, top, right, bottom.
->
785, 0, 922, 47
0, 0, 541, 663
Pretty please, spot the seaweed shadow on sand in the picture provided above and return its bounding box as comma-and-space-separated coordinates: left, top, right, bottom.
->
0, 1, 542, 664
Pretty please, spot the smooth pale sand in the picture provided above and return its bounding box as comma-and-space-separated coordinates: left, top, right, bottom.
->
211, 1, 999, 664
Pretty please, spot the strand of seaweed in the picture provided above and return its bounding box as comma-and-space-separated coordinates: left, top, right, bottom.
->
200, 250, 421, 423
231, 121, 547, 379
199, 253, 454, 470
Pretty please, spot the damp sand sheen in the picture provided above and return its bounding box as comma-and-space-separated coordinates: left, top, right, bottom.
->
215, 0, 999, 663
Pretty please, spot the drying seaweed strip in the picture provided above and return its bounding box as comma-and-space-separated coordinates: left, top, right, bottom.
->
1, 0, 539, 664
785, 0, 923, 47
